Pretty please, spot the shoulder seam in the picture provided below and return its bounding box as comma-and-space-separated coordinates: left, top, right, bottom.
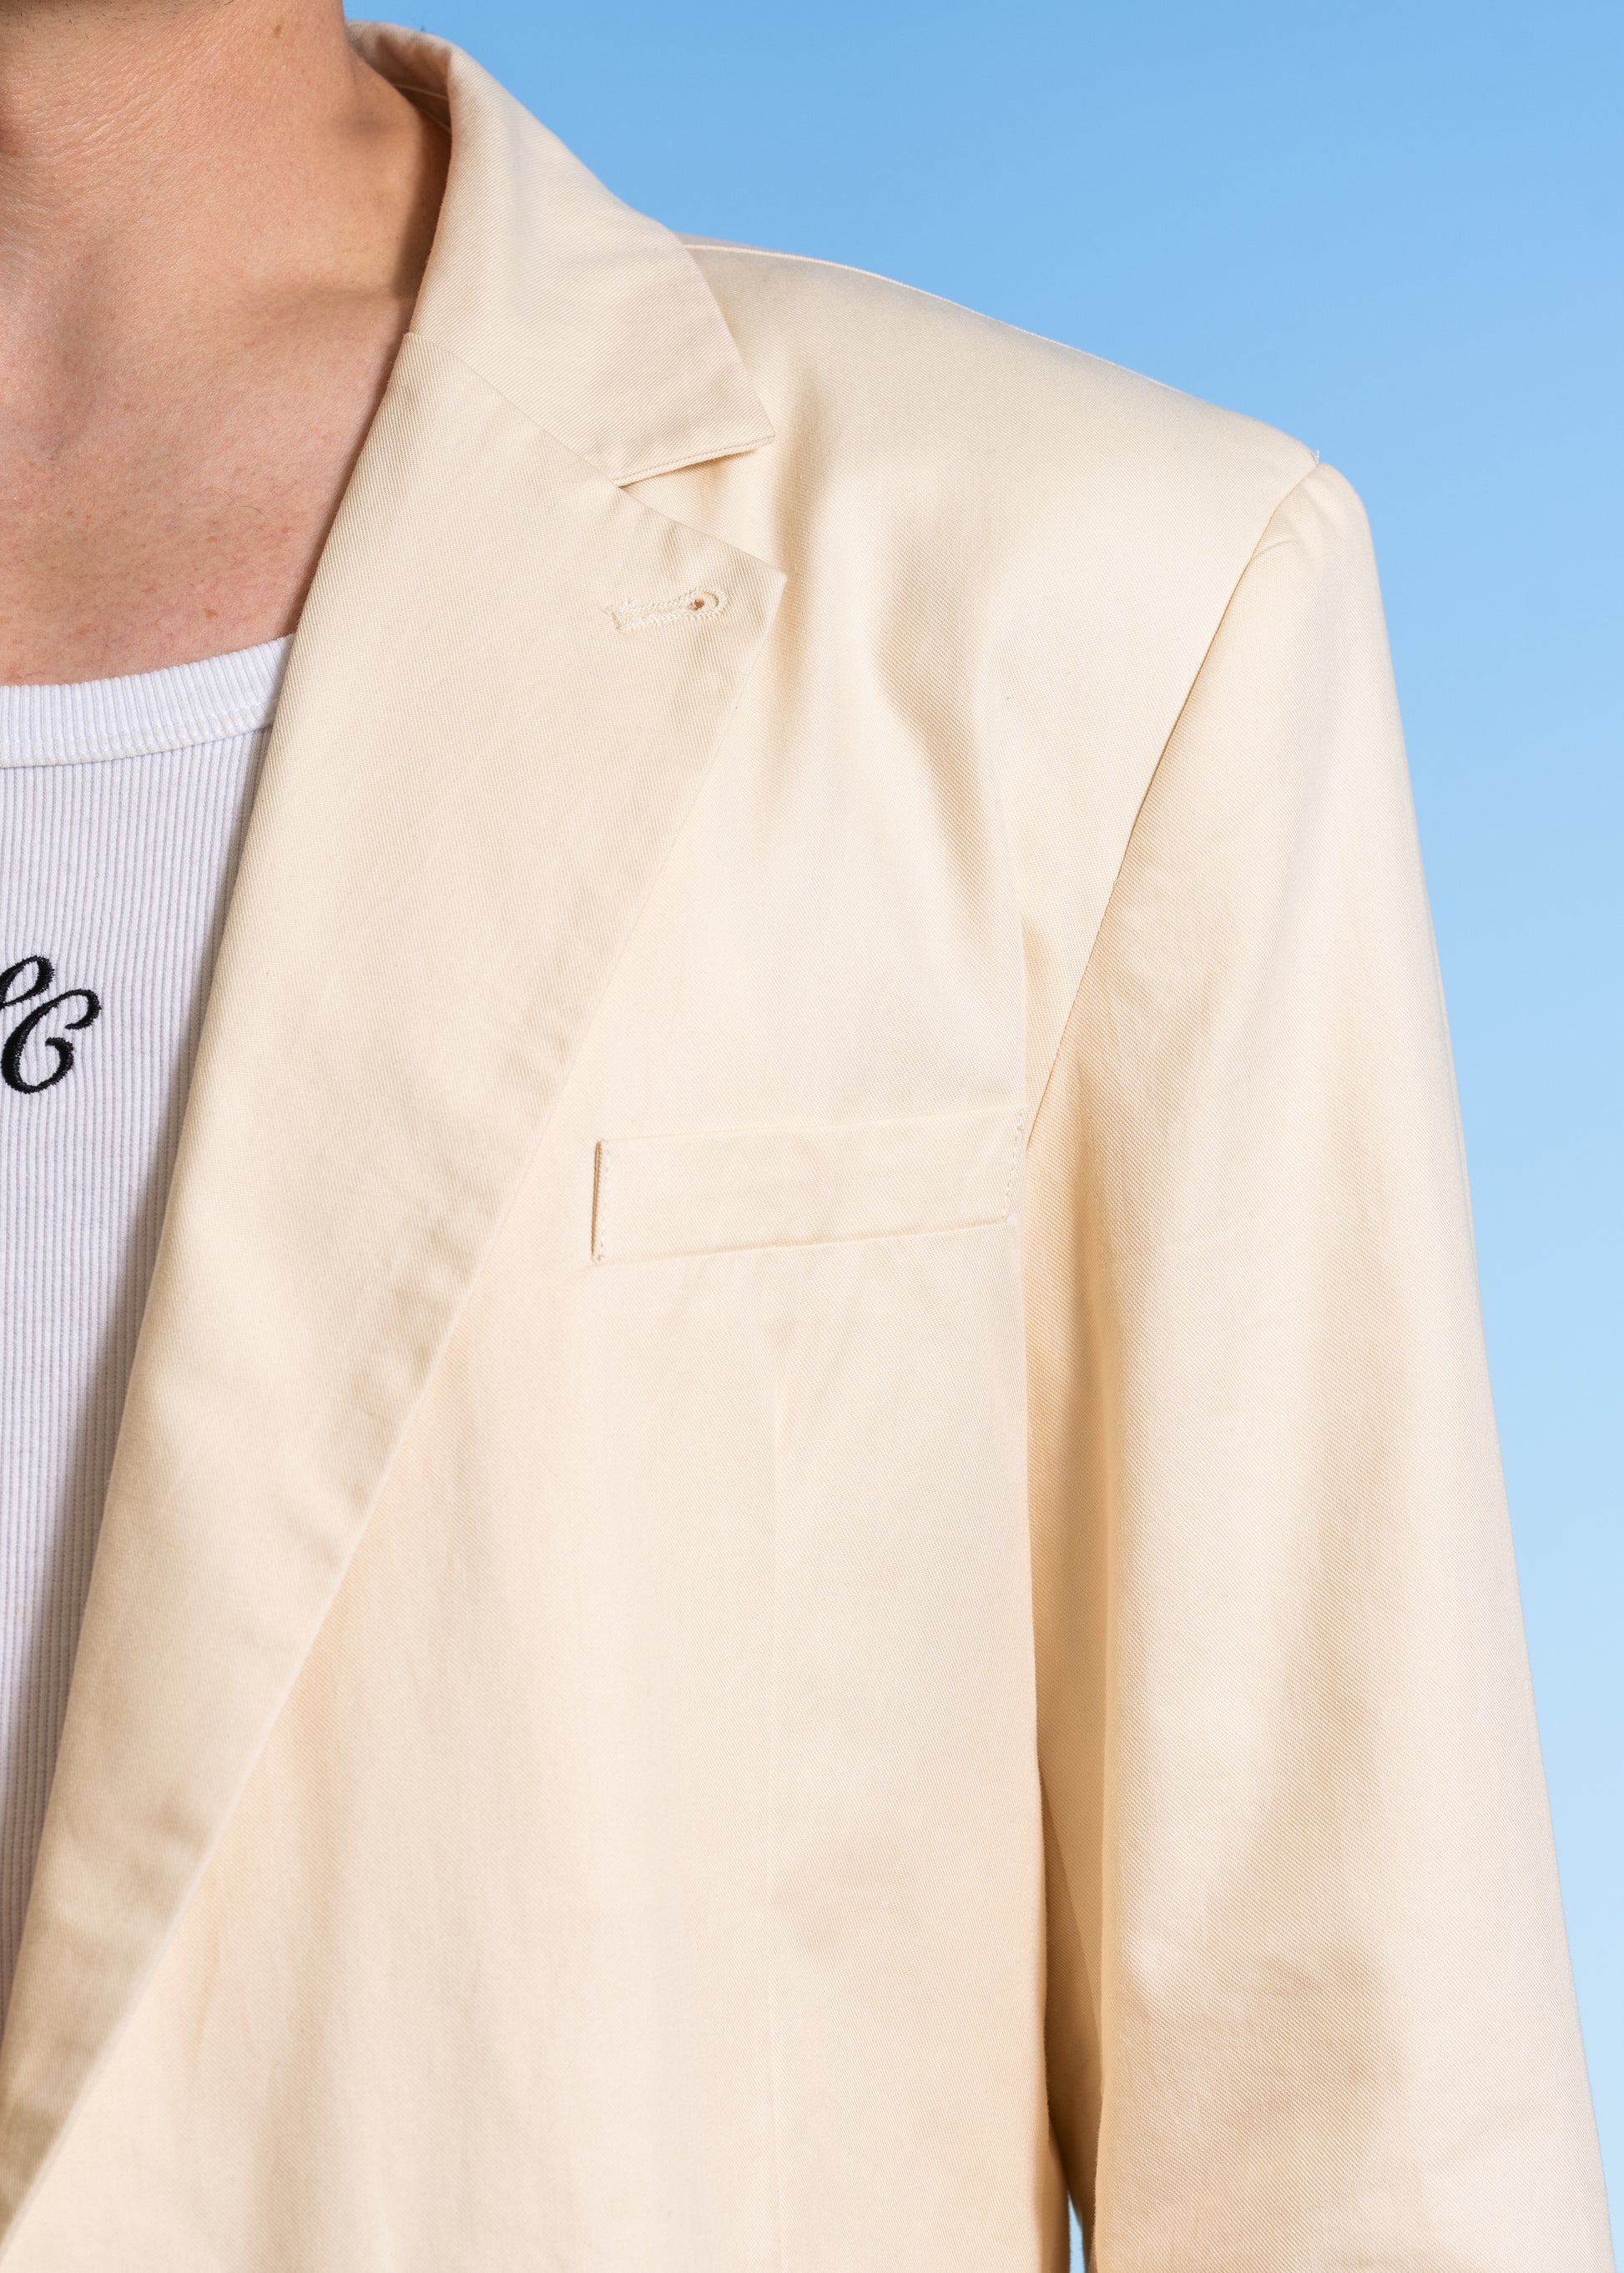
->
679, 235, 1203, 393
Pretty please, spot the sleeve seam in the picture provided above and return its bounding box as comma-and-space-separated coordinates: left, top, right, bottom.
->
1040, 1761, 1092, 1993
1024, 456, 1324, 1153
1038, 1761, 1097, 2218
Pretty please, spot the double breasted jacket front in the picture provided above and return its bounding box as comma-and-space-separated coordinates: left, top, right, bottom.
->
0, 23, 1609, 2272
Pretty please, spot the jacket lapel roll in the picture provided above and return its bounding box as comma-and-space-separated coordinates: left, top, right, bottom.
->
0, 30, 784, 2239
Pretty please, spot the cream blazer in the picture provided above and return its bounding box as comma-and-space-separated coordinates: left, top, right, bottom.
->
0, 23, 1610, 2272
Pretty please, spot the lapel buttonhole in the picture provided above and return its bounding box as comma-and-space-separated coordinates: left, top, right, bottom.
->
602, 587, 729, 634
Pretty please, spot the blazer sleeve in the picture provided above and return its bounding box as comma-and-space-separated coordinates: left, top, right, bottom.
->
1022, 461, 1613, 2270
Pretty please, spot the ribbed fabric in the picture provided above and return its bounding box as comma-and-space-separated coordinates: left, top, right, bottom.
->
0, 636, 289, 2013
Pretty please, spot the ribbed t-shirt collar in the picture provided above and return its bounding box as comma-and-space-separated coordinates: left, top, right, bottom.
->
0, 636, 292, 768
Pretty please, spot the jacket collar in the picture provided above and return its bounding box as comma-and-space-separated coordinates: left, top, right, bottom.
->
352, 22, 774, 481
0, 29, 784, 2247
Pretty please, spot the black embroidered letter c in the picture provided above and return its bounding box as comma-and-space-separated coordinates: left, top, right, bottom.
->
1, 956, 103, 1094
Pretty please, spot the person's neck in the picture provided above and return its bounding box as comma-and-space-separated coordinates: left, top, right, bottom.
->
0, 1, 442, 351
0, 3, 449, 684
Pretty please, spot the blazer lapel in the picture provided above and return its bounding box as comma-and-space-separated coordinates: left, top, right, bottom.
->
0, 29, 784, 2239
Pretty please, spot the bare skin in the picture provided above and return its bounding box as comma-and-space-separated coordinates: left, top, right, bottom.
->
0, 0, 448, 683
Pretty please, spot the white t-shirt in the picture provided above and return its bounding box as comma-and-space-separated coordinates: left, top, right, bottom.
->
0, 635, 289, 2008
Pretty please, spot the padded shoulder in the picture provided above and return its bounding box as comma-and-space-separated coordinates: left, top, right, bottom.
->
678, 238, 1322, 1104
681, 236, 1314, 562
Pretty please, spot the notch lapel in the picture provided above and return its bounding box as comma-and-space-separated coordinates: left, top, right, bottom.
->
0, 30, 785, 2240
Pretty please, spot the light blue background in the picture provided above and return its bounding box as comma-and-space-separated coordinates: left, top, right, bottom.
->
385, 0, 1621, 2245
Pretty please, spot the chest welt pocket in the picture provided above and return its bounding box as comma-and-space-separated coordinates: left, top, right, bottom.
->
590, 1105, 1026, 1264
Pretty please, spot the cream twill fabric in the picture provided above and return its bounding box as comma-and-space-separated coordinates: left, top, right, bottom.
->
0, 23, 1609, 2273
